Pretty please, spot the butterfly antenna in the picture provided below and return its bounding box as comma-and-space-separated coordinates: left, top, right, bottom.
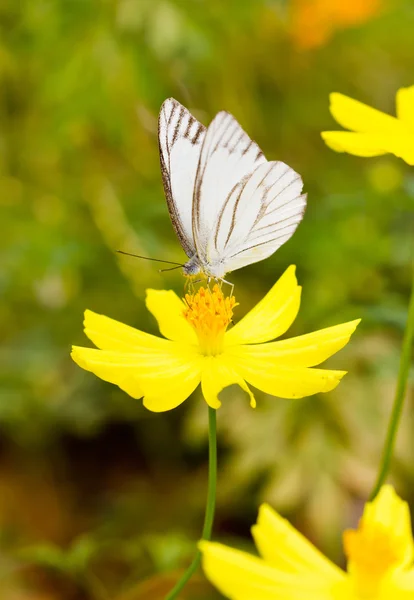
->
116, 250, 184, 267
158, 265, 183, 272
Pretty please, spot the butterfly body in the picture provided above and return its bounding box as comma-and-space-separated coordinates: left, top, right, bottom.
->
158, 98, 306, 281
183, 254, 227, 279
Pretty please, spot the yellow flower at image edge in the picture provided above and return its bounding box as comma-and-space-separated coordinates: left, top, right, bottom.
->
200, 486, 414, 600
71, 266, 359, 412
321, 85, 414, 165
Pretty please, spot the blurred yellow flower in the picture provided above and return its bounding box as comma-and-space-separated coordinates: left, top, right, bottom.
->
290, 0, 382, 50
322, 87, 414, 165
71, 266, 359, 412
200, 485, 414, 600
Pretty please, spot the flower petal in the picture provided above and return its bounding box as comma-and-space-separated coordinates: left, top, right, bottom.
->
322, 91, 414, 165
392, 569, 414, 597
226, 348, 346, 398
71, 346, 144, 398
328, 92, 399, 133
200, 541, 346, 600
201, 356, 256, 409
146, 289, 198, 345
362, 486, 413, 567
83, 309, 170, 351
142, 359, 202, 412
252, 504, 345, 582
228, 320, 360, 368
321, 131, 388, 157
321, 131, 414, 165
225, 266, 301, 346
71, 343, 202, 412
396, 86, 414, 128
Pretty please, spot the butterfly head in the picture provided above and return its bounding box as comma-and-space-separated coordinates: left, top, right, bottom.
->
183, 256, 228, 281
183, 255, 201, 277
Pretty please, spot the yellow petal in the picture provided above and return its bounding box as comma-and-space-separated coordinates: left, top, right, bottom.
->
390, 569, 414, 597
362, 486, 413, 567
392, 141, 414, 166
252, 504, 345, 582
328, 92, 400, 133
83, 309, 170, 351
226, 348, 346, 398
201, 356, 256, 409
396, 86, 414, 129
71, 344, 202, 411
145, 289, 198, 345
322, 131, 414, 165
387, 134, 414, 165
71, 346, 144, 398
142, 359, 202, 412
321, 131, 388, 157
200, 541, 347, 600
229, 320, 360, 368
225, 266, 301, 346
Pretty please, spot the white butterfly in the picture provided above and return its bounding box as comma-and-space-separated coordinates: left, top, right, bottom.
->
158, 98, 306, 282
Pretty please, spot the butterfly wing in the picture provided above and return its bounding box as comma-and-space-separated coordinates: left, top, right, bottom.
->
159, 101, 306, 274
192, 110, 305, 273
217, 161, 306, 273
158, 98, 206, 257
192, 111, 267, 262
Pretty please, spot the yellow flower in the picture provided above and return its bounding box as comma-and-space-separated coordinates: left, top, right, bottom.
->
200, 485, 414, 600
71, 266, 359, 412
321, 86, 414, 165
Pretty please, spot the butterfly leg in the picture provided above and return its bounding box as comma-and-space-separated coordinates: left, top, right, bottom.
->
189, 278, 204, 291
219, 278, 234, 299
185, 276, 198, 294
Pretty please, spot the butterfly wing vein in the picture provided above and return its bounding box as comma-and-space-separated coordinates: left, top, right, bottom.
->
158, 98, 306, 276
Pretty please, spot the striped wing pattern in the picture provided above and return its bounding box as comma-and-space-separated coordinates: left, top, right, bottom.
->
158, 98, 205, 257
158, 98, 306, 275
215, 161, 306, 272
192, 111, 267, 261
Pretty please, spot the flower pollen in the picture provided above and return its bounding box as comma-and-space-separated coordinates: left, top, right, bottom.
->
183, 285, 237, 355
344, 517, 407, 598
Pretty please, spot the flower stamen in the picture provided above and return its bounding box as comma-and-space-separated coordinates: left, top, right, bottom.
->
183, 285, 237, 355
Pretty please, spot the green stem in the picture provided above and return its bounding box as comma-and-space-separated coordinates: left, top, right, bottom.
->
165, 407, 217, 600
370, 265, 414, 500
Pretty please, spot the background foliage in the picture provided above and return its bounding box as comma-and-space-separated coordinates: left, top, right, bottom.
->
1, 0, 413, 598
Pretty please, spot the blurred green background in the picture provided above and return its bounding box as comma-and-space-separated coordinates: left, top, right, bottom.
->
1, 0, 414, 598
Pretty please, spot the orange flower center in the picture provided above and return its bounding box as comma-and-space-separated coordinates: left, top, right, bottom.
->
343, 518, 407, 598
183, 285, 237, 355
